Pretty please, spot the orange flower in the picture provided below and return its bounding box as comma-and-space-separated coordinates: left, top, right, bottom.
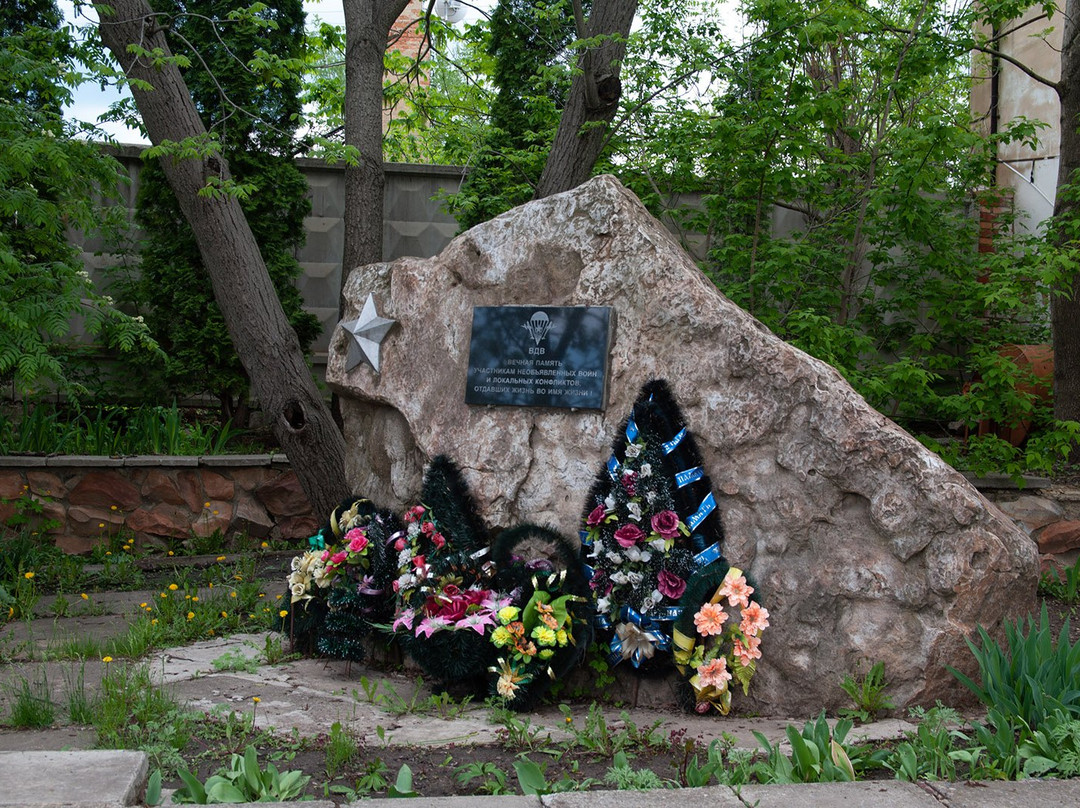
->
733, 636, 762, 667
740, 602, 770, 636
693, 603, 728, 637
697, 657, 732, 690
718, 574, 753, 609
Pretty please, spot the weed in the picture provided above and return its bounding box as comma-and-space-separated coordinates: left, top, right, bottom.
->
63, 663, 95, 725
455, 761, 510, 795
1040, 558, 1080, 604
211, 649, 259, 674
839, 660, 895, 723
172, 745, 310, 804
604, 750, 671, 790
489, 700, 548, 751
3, 674, 55, 727
325, 721, 360, 778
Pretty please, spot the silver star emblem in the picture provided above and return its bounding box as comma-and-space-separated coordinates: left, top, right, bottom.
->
340, 293, 396, 373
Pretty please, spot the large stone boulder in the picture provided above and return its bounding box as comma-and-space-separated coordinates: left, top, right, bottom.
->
328, 175, 1038, 714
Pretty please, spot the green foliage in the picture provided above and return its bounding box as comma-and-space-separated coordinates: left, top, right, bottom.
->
324, 721, 359, 778
211, 650, 260, 674
386, 763, 418, 798
172, 744, 311, 803
751, 712, 885, 783
0, 402, 244, 456
1018, 711, 1080, 777
885, 704, 963, 782
1040, 557, 1080, 604
604, 750, 671, 790
0, 1, 159, 396
3, 673, 55, 728
949, 604, 1080, 730
448, 0, 578, 228
839, 660, 895, 723
454, 761, 510, 795
125, 0, 319, 423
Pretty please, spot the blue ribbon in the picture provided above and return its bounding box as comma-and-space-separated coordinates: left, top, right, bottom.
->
625, 415, 639, 443
308, 533, 325, 551
583, 563, 596, 580
687, 492, 716, 531
579, 529, 592, 546
595, 614, 612, 630
693, 541, 723, 569
675, 466, 703, 488
662, 428, 686, 454
606, 455, 621, 480
652, 606, 682, 621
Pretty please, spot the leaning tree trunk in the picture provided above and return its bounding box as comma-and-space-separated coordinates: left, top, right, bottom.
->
533, 0, 638, 199
98, 0, 350, 517
1053, 0, 1080, 425
341, 0, 408, 315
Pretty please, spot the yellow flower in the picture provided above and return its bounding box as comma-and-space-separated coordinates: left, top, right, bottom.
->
217, 555, 226, 562
140, 603, 147, 608
258, 593, 265, 598
279, 609, 288, 618
168, 584, 178, 591
81, 593, 88, 600
192, 596, 199, 602
498, 606, 520, 623
252, 696, 260, 703
151, 619, 158, 625
105, 551, 111, 556
102, 656, 113, 663
229, 592, 237, 599
212, 510, 219, 515
98, 523, 105, 529
110, 505, 118, 511
23, 571, 34, 580
122, 545, 130, 551
167, 551, 174, 556
204, 501, 211, 508
260, 542, 269, 549
220, 611, 228, 618
275, 594, 282, 600
186, 611, 194, 620
160, 592, 167, 598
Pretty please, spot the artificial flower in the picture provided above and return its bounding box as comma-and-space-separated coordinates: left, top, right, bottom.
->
694, 602, 728, 636
657, 569, 686, 600
697, 657, 733, 690
719, 573, 754, 609
614, 523, 645, 548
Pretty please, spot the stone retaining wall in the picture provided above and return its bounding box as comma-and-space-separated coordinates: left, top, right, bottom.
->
971, 474, 1080, 571
0, 456, 318, 554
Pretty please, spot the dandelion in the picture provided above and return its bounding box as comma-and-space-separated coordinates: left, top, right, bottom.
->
105, 551, 111, 556
258, 593, 265, 598
216, 556, 226, 562
110, 505, 118, 511
229, 592, 237, 599
151, 619, 158, 625
220, 611, 228, 618
167, 551, 174, 557
187, 611, 194, 620
98, 523, 105, 529
81, 593, 88, 600
102, 656, 113, 663
23, 571, 34, 580
209, 583, 214, 588
160, 592, 167, 598
192, 596, 199, 602
275, 594, 282, 600
139, 603, 147, 609
260, 542, 269, 549
279, 609, 288, 618
204, 501, 210, 508
122, 545, 130, 551
169, 583, 178, 591
252, 696, 260, 703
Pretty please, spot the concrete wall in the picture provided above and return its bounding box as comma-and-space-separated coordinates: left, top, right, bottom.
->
76, 148, 465, 369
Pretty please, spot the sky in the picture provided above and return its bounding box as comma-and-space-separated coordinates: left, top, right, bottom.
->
62, 0, 489, 144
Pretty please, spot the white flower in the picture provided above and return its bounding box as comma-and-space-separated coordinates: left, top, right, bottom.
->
650, 589, 664, 604
649, 538, 668, 552
639, 550, 652, 563
588, 540, 604, 559
606, 551, 623, 565
610, 571, 629, 585
604, 493, 617, 511
626, 443, 642, 458
290, 582, 307, 599
407, 522, 421, 537
596, 597, 611, 614
645, 491, 657, 504
627, 502, 643, 522
624, 545, 642, 562
639, 463, 652, 478
290, 556, 302, 572
398, 549, 412, 566
627, 571, 644, 586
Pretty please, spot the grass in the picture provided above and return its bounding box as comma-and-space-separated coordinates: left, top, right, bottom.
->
3, 673, 55, 727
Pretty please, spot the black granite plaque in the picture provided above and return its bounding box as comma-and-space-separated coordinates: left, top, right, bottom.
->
466, 306, 613, 409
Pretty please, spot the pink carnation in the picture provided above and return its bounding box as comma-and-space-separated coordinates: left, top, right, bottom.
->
613, 523, 646, 548
718, 574, 753, 609
330, 550, 348, 566
697, 657, 732, 690
693, 602, 727, 636
740, 602, 770, 635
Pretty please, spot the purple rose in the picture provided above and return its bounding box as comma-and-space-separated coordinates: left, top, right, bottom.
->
657, 569, 686, 600
614, 523, 646, 548
586, 505, 606, 526
651, 510, 680, 539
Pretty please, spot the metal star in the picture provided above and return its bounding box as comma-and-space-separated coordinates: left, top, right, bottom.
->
340, 293, 396, 373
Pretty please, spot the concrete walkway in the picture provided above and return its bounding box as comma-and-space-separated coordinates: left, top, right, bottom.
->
2, 631, 1080, 806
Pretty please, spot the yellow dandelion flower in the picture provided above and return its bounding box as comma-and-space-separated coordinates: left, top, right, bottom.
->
81, 593, 88, 600
169, 583, 178, 591
216, 556, 226, 562
110, 505, 118, 511
279, 609, 288, 618
192, 596, 199, 602
252, 696, 260, 703
151, 619, 158, 625
139, 603, 147, 608
105, 551, 111, 555
98, 523, 105, 529
122, 545, 130, 551
260, 542, 268, 549
186, 611, 194, 619
229, 592, 236, 598
160, 592, 167, 598
212, 510, 219, 515
23, 571, 34, 580
168, 551, 174, 556
204, 501, 210, 508
102, 656, 113, 663
220, 611, 227, 618
275, 594, 282, 600
209, 583, 214, 588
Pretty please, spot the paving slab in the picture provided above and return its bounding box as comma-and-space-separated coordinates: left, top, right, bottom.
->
734, 781, 937, 807
0, 750, 147, 807
543, 785, 746, 807
931, 778, 1080, 806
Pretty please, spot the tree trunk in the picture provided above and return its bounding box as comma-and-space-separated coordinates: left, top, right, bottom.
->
1052, 0, 1080, 424
341, 0, 408, 314
98, 0, 350, 518
533, 0, 638, 199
